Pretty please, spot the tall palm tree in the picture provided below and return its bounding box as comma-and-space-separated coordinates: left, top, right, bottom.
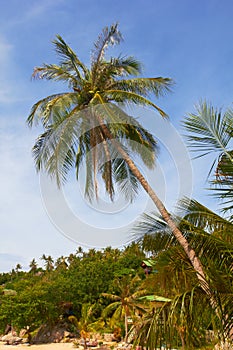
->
27, 24, 209, 297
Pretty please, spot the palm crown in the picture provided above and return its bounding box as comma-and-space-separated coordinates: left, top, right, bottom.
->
27, 23, 173, 201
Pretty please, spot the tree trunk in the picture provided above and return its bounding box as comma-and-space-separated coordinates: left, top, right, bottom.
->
124, 312, 128, 343
97, 119, 214, 299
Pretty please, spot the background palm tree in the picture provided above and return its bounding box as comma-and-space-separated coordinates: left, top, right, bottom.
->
27, 23, 211, 299
102, 274, 146, 342
41, 254, 54, 271
29, 258, 38, 274
15, 264, 22, 274
55, 256, 68, 270
76, 303, 104, 349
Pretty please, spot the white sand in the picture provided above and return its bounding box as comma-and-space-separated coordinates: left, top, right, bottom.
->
0, 343, 76, 350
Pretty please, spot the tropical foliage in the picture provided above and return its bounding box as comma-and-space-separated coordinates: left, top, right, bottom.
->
0, 245, 145, 333
183, 101, 233, 219
133, 198, 233, 348
128, 101, 233, 349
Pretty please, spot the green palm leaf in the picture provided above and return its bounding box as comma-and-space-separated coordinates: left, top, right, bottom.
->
53, 34, 90, 80
183, 101, 233, 216
109, 77, 173, 97
183, 101, 232, 158
103, 89, 168, 117
178, 197, 233, 238
32, 111, 83, 187
32, 64, 81, 88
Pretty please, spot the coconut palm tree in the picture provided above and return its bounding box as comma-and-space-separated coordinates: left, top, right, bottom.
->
27, 24, 210, 297
15, 263, 22, 274
55, 256, 68, 270
41, 254, 54, 271
133, 198, 233, 347
29, 258, 38, 273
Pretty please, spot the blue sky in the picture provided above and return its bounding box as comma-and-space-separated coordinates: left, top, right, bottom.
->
0, 0, 233, 272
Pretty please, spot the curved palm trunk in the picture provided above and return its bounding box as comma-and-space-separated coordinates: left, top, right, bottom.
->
97, 120, 215, 301
114, 139, 209, 292
106, 132, 229, 338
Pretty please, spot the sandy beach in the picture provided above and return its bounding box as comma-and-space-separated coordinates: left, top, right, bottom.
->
0, 343, 76, 350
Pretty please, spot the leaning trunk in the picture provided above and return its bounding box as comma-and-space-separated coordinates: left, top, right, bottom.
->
114, 138, 230, 339
97, 119, 216, 303
117, 147, 210, 294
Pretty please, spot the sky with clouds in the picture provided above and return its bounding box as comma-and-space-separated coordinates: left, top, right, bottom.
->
0, 0, 232, 272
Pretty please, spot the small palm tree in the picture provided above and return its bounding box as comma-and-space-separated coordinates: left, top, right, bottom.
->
102, 274, 147, 342
77, 303, 104, 349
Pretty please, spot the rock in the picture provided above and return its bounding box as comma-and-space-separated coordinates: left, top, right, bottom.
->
1, 334, 22, 345
19, 328, 28, 338
104, 333, 114, 342
214, 340, 233, 350
32, 322, 78, 344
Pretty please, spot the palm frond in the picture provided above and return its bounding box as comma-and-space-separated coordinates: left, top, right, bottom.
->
53, 35, 90, 80
27, 92, 79, 127
108, 56, 142, 76
134, 212, 169, 235
32, 111, 83, 187
91, 23, 122, 68
183, 101, 232, 160
211, 151, 233, 218
84, 154, 95, 202
109, 77, 173, 97
102, 89, 168, 117
101, 301, 121, 319
32, 64, 82, 89
178, 197, 233, 239
183, 101, 233, 217
112, 157, 139, 202
93, 103, 158, 165
27, 93, 65, 127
